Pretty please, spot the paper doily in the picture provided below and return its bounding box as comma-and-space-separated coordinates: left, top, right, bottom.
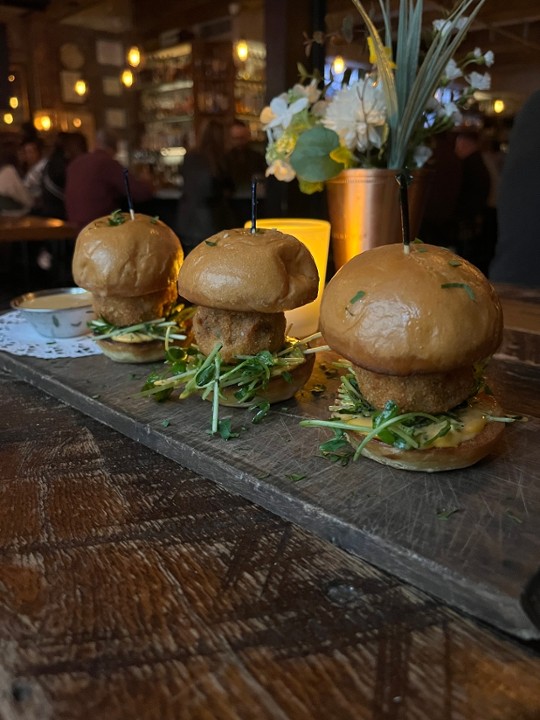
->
0, 311, 102, 359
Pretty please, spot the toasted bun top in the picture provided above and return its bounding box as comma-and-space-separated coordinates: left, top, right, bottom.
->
320, 243, 503, 375
178, 227, 319, 312
72, 213, 184, 298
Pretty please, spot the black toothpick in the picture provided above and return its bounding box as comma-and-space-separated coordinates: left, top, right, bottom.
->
250, 178, 258, 233
396, 170, 413, 253
123, 168, 135, 220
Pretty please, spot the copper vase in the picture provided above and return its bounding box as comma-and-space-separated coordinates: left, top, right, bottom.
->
326, 168, 430, 270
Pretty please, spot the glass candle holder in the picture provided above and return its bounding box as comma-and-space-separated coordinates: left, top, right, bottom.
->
246, 218, 331, 338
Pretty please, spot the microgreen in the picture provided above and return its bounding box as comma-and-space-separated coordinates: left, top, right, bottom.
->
349, 291, 366, 304
205, 240, 217, 246
89, 304, 193, 346
142, 338, 314, 435
150, 216, 159, 224
436, 507, 462, 520
441, 282, 476, 301
448, 260, 462, 267
301, 369, 519, 463
287, 473, 307, 482
108, 209, 126, 226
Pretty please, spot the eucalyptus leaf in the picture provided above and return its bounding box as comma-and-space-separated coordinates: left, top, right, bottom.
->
290, 126, 343, 182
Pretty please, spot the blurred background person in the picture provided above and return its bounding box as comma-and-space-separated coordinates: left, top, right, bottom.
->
41, 131, 88, 220
454, 128, 491, 274
65, 128, 153, 231
419, 131, 463, 249
490, 90, 540, 286
177, 119, 234, 253
22, 137, 48, 214
223, 118, 267, 226
0, 144, 32, 216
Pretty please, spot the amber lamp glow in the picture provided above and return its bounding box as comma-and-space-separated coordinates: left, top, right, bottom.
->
245, 218, 331, 338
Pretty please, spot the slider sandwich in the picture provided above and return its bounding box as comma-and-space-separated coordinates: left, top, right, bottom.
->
72, 211, 188, 363
143, 226, 319, 430
303, 242, 516, 472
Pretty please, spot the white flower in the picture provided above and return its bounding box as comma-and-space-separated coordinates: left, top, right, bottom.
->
444, 58, 462, 81
483, 50, 495, 67
291, 79, 321, 105
323, 77, 387, 153
413, 144, 432, 168
260, 95, 308, 131
433, 16, 468, 36
266, 159, 296, 182
466, 71, 491, 90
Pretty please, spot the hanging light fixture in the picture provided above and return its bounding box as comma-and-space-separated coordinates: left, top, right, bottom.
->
121, 69, 134, 88
127, 46, 141, 68
493, 99, 505, 114
235, 40, 249, 62
9, 96, 18, 109
3, 113, 13, 125
74, 79, 88, 97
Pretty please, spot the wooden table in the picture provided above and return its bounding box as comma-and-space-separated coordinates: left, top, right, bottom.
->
0, 286, 539, 719
0, 216, 76, 242
0, 215, 77, 290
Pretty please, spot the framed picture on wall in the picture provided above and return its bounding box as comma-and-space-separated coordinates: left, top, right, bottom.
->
96, 39, 123, 67
103, 76, 122, 96
105, 108, 127, 129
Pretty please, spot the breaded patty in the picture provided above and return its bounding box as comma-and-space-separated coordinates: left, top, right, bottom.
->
353, 364, 476, 414
93, 282, 178, 326
193, 306, 286, 362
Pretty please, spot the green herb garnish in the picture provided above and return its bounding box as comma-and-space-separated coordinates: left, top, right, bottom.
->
349, 290, 366, 304
89, 304, 193, 344
205, 240, 217, 246
505, 509, 523, 524
142, 338, 314, 434
215, 418, 240, 440
441, 282, 475, 301
301, 369, 519, 463
287, 473, 307, 482
437, 507, 462, 520
161, 419, 171, 428
150, 216, 159, 224
448, 260, 462, 267
108, 209, 126, 226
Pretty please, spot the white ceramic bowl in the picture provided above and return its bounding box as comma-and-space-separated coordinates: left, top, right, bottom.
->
11, 287, 95, 338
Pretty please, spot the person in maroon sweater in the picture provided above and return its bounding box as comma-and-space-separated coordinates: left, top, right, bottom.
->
65, 128, 153, 230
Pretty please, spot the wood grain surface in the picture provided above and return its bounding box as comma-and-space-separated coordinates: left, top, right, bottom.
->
1, 336, 539, 642
1, 373, 540, 720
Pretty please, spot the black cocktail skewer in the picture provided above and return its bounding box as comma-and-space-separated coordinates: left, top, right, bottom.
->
396, 170, 413, 253
123, 169, 135, 220
250, 178, 257, 233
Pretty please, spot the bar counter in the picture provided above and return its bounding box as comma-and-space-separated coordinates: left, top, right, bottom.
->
0, 285, 539, 719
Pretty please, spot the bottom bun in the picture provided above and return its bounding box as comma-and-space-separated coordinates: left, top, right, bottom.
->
211, 352, 315, 407
347, 414, 505, 472
97, 338, 166, 364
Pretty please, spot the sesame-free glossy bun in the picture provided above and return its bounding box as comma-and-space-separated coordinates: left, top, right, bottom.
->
73, 213, 184, 298
320, 244, 503, 375
178, 227, 319, 313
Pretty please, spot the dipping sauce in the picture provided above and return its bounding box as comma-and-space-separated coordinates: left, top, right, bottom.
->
18, 291, 93, 310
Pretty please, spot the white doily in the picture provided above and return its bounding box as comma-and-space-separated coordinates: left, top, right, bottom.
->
0, 311, 102, 359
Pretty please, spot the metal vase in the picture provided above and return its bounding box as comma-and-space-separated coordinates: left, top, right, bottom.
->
326, 168, 430, 270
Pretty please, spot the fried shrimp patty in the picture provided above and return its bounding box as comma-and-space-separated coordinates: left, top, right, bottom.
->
193, 306, 286, 362
352, 364, 476, 415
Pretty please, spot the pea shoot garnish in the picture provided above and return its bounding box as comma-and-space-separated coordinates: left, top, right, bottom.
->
108, 209, 126, 226
441, 282, 476, 301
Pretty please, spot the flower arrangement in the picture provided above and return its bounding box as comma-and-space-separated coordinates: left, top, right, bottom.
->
260, 0, 493, 194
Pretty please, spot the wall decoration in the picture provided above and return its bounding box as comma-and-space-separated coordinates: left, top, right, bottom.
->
96, 39, 123, 67
105, 108, 127, 129
103, 76, 122, 96
61, 71, 86, 104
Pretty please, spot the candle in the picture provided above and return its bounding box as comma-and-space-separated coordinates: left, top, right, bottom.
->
246, 218, 331, 338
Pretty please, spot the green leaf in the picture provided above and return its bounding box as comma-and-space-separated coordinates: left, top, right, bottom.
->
287, 473, 307, 482
437, 507, 462, 520
216, 418, 240, 440
161, 419, 171, 428
349, 291, 365, 304
290, 126, 343, 182
441, 282, 476, 301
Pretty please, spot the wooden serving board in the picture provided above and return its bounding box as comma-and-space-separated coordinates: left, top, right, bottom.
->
1, 345, 539, 641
